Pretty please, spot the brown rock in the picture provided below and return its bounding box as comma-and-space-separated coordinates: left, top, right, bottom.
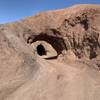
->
0, 4, 100, 100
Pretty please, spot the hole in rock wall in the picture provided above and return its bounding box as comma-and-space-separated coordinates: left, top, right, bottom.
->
31, 40, 58, 59
30, 34, 67, 56
36, 44, 47, 56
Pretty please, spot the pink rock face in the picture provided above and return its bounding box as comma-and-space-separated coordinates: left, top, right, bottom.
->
0, 4, 100, 100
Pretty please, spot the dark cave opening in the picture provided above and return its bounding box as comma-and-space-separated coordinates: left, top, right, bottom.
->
31, 34, 67, 56
36, 44, 47, 56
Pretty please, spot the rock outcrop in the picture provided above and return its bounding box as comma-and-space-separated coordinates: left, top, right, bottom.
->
0, 4, 100, 100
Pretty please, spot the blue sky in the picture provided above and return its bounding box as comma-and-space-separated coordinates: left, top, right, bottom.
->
0, 0, 100, 23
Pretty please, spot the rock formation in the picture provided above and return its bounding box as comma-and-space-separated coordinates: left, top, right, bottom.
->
0, 4, 100, 100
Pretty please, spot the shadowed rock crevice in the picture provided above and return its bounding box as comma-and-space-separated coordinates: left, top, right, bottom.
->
28, 33, 67, 56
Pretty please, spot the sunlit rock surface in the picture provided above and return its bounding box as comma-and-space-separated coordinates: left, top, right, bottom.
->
0, 4, 100, 100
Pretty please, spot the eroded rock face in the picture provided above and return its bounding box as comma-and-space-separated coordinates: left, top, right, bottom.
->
0, 4, 100, 100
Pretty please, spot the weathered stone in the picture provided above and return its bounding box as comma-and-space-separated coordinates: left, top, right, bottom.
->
0, 4, 100, 100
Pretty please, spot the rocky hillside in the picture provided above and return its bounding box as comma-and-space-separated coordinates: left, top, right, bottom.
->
0, 4, 100, 100
0, 4, 100, 64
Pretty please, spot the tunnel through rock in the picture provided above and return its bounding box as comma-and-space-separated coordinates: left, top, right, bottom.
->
27, 33, 67, 59
36, 44, 47, 56
31, 40, 58, 59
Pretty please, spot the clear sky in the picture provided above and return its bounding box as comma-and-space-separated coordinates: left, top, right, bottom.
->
0, 0, 100, 23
